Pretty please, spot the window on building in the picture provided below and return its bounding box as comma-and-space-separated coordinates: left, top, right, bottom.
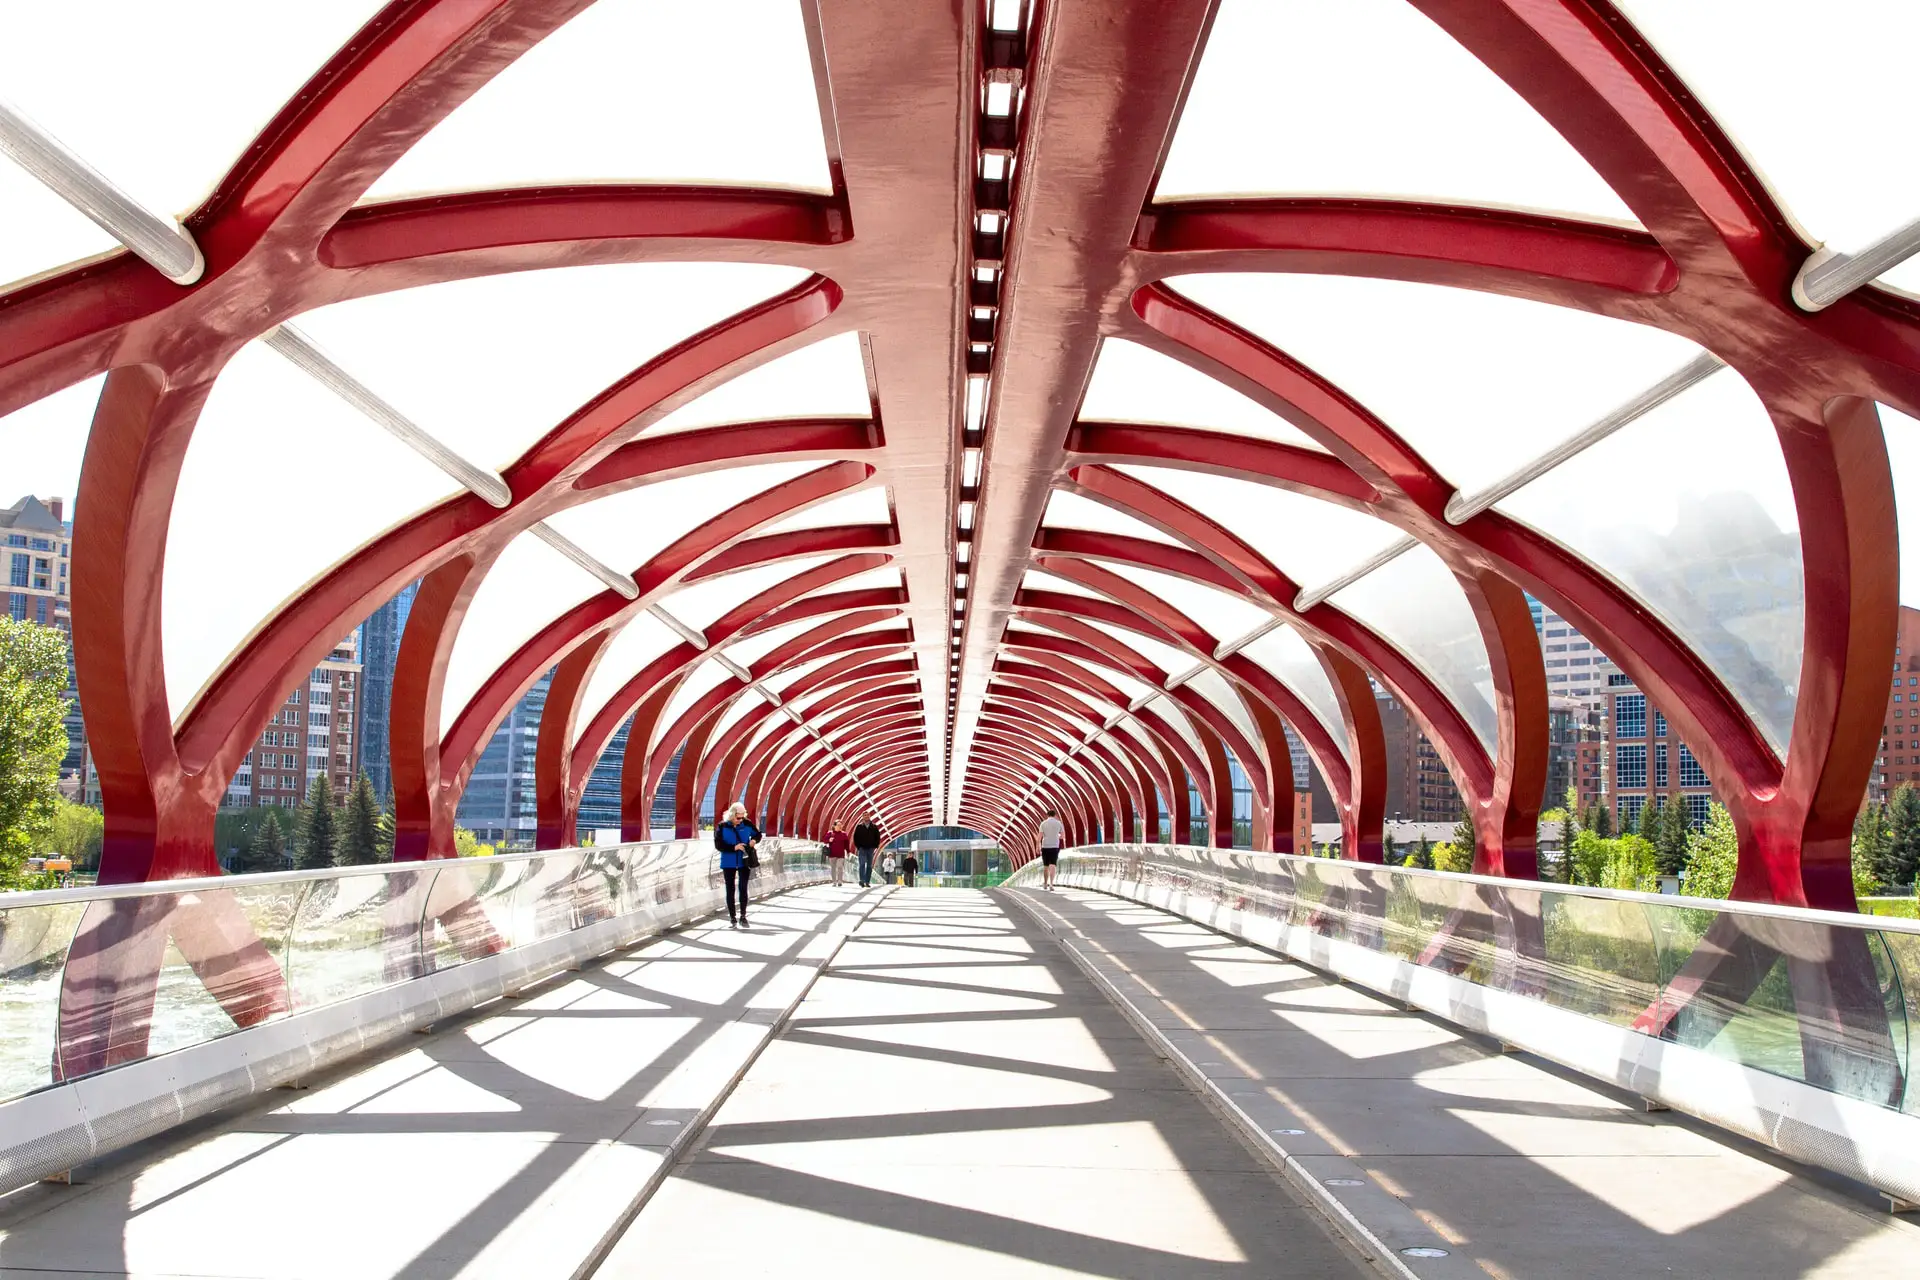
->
1652, 710, 1667, 737
1616, 744, 1647, 788
1608, 673, 1632, 686
8, 554, 26, 587
8, 594, 24, 620
311, 690, 330, 706
1678, 743, 1709, 788
1615, 694, 1647, 738
28, 538, 49, 551
1685, 794, 1712, 827
1618, 794, 1645, 827
35, 597, 46, 623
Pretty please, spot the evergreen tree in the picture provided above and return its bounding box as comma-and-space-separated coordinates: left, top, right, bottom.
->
1413, 834, 1433, 870
334, 773, 382, 866
296, 774, 337, 871
1451, 810, 1476, 866
1655, 799, 1691, 877
1637, 797, 1662, 841
1592, 802, 1613, 839
1558, 805, 1578, 883
374, 782, 396, 862
234, 807, 286, 874
1884, 784, 1920, 889
1854, 802, 1889, 897
1382, 832, 1398, 867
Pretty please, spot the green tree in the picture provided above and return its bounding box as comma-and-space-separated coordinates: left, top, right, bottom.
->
47, 797, 105, 871
1382, 831, 1398, 867
234, 807, 286, 874
1853, 802, 1889, 899
334, 773, 382, 866
1681, 803, 1739, 900
1655, 798, 1691, 877
0, 619, 74, 887
453, 828, 495, 858
1558, 799, 1578, 884
1591, 802, 1613, 839
374, 784, 396, 862
1539, 807, 1569, 883
1569, 829, 1611, 886
1451, 810, 1477, 868
1412, 834, 1433, 870
1431, 841, 1473, 874
1637, 797, 1661, 841
1600, 833, 1659, 891
1885, 784, 1920, 889
296, 774, 337, 871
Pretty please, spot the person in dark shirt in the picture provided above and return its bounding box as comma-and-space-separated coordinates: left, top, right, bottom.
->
852, 818, 883, 888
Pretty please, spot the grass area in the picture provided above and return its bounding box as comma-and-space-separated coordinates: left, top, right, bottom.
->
1860, 897, 1920, 919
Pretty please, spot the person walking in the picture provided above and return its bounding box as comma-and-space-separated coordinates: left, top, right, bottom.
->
901, 848, 919, 888
717, 802, 761, 928
1037, 809, 1066, 891
824, 823, 851, 886
853, 817, 882, 888
880, 849, 898, 885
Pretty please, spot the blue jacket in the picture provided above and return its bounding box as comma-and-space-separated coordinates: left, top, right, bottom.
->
718, 821, 760, 870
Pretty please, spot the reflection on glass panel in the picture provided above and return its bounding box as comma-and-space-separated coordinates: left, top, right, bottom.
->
660, 555, 835, 629
1079, 338, 1324, 450
0, 900, 86, 1100
0, 2, 388, 220
367, 0, 832, 199
647, 334, 870, 436
1880, 406, 1920, 610
546, 463, 820, 571
1157, 0, 1633, 221
1114, 464, 1402, 591
756, 484, 892, 536
167, 343, 458, 720
1328, 543, 1498, 753
1612, 0, 1920, 295
1043, 489, 1178, 544
442, 533, 604, 734
1238, 623, 1349, 755
1096, 561, 1269, 640
1169, 274, 1703, 497
288, 869, 435, 1008
575, 612, 679, 743
293, 263, 810, 472
1186, 667, 1259, 745
0, 158, 119, 292
1497, 372, 1802, 751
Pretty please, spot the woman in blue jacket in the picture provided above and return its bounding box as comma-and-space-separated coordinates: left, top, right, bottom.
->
717, 802, 761, 929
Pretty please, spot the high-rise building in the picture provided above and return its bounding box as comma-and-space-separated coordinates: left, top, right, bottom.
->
1869, 606, 1920, 804
1545, 696, 1604, 814
357, 580, 418, 801
1603, 670, 1715, 829
1534, 600, 1618, 716
577, 715, 631, 833
226, 632, 362, 809
1375, 687, 1463, 822
2, 495, 82, 783
456, 670, 550, 847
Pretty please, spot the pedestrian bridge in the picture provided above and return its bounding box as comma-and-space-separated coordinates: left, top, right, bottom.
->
2, 843, 1917, 1278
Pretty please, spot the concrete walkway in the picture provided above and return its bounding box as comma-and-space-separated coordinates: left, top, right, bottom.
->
0, 884, 878, 1280
599, 888, 1371, 1278
1008, 885, 1920, 1280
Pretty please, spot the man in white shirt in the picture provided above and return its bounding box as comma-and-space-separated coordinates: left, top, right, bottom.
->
1036, 810, 1066, 891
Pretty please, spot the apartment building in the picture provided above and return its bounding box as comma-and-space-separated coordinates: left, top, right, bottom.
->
226, 631, 363, 808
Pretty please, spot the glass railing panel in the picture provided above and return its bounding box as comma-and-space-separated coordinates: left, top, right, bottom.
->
0, 899, 87, 1100
519, 853, 586, 944
422, 858, 530, 969
287, 867, 434, 1005
1532, 887, 1662, 1026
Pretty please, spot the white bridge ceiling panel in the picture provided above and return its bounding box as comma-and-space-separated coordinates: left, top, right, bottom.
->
1237, 623, 1349, 756
291, 263, 810, 473
1113, 464, 1403, 592
1496, 369, 1804, 752
659, 555, 836, 631
1327, 543, 1498, 754
1612, 0, 1920, 296
1096, 561, 1269, 641
646, 333, 871, 436
165, 342, 457, 722
757, 484, 893, 536
574, 611, 678, 746
1156, 0, 1634, 222
366, 0, 832, 199
546, 462, 823, 574
442, 532, 604, 736
1042, 489, 1178, 545
1185, 666, 1260, 746
658, 657, 739, 738
1079, 339, 1324, 450
1167, 273, 1703, 499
